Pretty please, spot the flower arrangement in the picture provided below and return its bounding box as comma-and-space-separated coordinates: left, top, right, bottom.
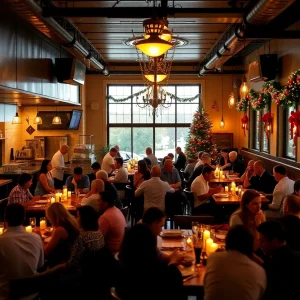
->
236, 97, 249, 112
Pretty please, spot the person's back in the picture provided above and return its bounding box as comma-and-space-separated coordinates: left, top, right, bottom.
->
204, 250, 266, 300
0, 204, 44, 299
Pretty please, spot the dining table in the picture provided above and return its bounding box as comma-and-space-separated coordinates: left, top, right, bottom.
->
212, 193, 269, 205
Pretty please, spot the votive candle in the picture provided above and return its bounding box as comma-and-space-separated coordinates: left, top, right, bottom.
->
203, 230, 210, 251
55, 193, 60, 202
25, 226, 32, 233
206, 238, 213, 254
0, 228, 3, 235
51, 197, 55, 203
225, 186, 229, 193
40, 220, 46, 230
68, 191, 71, 198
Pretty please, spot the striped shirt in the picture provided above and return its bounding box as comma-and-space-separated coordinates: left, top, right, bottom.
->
8, 185, 33, 204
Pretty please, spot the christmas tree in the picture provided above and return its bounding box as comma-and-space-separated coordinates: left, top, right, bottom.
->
185, 107, 217, 159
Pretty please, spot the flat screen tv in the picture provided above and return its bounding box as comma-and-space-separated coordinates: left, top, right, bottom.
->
68, 110, 82, 130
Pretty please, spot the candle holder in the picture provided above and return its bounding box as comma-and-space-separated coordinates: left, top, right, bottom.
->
25, 226, 32, 233
29, 217, 36, 230
40, 217, 47, 231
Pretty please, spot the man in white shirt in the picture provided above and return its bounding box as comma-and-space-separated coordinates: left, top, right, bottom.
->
191, 165, 222, 214
135, 166, 175, 211
265, 165, 294, 218
204, 225, 266, 300
81, 179, 104, 212
145, 147, 158, 168
51, 144, 69, 189
113, 157, 128, 183
0, 203, 44, 300
101, 148, 117, 175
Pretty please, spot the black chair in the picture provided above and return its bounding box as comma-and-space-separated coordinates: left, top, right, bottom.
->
0, 198, 8, 222
125, 185, 144, 226
173, 215, 214, 229
183, 188, 194, 215
120, 206, 129, 224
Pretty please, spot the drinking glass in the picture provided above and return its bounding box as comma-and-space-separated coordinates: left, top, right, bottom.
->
210, 228, 216, 241
29, 217, 36, 229
191, 222, 199, 235
0, 222, 4, 235
193, 236, 203, 265
75, 188, 80, 198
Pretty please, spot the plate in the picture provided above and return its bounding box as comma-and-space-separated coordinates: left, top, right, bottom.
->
214, 193, 229, 198
181, 256, 195, 267
180, 268, 196, 277
215, 233, 226, 240
35, 200, 48, 204
161, 241, 184, 249
160, 230, 184, 238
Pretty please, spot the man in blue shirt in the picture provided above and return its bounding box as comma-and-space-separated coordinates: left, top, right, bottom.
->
161, 159, 181, 190
65, 167, 90, 193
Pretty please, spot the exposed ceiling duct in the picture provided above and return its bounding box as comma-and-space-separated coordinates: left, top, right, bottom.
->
199, 0, 295, 75
4, 0, 109, 76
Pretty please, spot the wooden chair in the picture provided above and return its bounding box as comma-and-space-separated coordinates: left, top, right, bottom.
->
173, 215, 214, 229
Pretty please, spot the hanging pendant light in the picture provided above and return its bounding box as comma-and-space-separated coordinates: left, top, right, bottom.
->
12, 112, 21, 124
52, 107, 62, 125
228, 75, 236, 108
144, 74, 167, 83
33, 107, 42, 124
240, 75, 249, 99
220, 76, 225, 128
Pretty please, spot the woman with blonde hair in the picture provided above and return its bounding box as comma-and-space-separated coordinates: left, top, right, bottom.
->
44, 202, 79, 267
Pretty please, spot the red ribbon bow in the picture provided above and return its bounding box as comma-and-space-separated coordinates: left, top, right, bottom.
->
288, 111, 300, 146
241, 115, 248, 137
262, 112, 272, 140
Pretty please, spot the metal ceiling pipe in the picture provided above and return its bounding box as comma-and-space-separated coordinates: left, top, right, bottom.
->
199, 0, 295, 75
5, 0, 109, 76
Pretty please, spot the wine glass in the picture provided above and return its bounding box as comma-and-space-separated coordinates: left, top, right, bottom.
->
29, 217, 36, 230
192, 222, 199, 235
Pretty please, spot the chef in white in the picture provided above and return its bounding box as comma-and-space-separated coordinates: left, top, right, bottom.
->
51, 144, 69, 189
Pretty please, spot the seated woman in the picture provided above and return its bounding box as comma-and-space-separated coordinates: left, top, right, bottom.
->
116, 224, 183, 300
81, 179, 104, 212
44, 202, 80, 267
8, 173, 33, 204
67, 206, 105, 268
34, 159, 56, 196
219, 148, 231, 171
230, 189, 266, 251
133, 160, 151, 188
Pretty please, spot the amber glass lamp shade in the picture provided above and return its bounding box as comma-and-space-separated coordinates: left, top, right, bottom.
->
219, 118, 225, 128
52, 116, 62, 125
12, 112, 21, 124
33, 112, 42, 124
145, 74, 167, 83
240, 81, 249, 99
228, 92, 235, 108
135, 36, 172, 57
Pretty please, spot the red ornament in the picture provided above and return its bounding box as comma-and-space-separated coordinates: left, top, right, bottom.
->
262, 112, 272, 140
288, 111, 300, 146
241, 114, 248, 137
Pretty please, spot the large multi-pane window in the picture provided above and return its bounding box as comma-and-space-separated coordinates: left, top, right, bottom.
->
252, 107, 270, 153
285, 106, 296, 159
107, 84, 200, 159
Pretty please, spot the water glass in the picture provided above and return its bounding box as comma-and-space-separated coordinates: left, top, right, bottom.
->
191, 222, 199, 235
29, 217, 36, 229
40, 217, 47, 231
75, 188, 80, 198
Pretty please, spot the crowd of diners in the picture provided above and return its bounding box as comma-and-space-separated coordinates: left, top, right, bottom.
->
0, 144, 300, 300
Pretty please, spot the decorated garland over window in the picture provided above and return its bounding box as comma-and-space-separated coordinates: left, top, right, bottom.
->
236, 97, 249, 112
248, 89, 270, 111
106, 87, 201, 103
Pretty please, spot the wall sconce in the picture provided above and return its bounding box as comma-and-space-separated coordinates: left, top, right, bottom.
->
52, 107, 62, 125
12, 112, 22, 124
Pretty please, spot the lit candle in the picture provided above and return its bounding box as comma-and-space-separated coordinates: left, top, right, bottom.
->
222, 175, 225, 179
203, 230, 210, 251
206, 238, 213, 254
40, 220, 46, 230
59, 193, 62, 199
208, 243, 218, 255
215, 167, 219, 178
0, 228, 3, 235
25, 226, 32, 233
219, 171, 223, 178
55, 193, 60, 202
68, 191, 71, 198
51, 197, 55, 203
225, 186, 229, 193
231, 181, 236, 190
186, 237, 193, 247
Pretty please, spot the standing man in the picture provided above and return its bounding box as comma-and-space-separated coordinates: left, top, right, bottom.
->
174, 147, 186, 173
145, 147, 158, 168
51, 144, 69, 189
101, 147, 118, 175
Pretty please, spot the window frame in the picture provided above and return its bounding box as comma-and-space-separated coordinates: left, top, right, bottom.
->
107, 84, 201, 157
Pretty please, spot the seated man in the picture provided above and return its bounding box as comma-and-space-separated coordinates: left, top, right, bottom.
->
264, 165, 294, 218
257, 220, 300, 300
161, 159, 181, 190
112, 157, 128, 183
241, 160, 255, 187
191, 165, 222, 214
244, 161, 277, 194
81, 179, 104, 212
204, 226, 266, 300
0, 203, 44, 299
228, 151, 245, 176
65, 167, 90, 193
188, 153, 212, 188
96, 170, 122, 209
98, 191, 127, 254
281, 194, 300, 251
8, 173, 33, 204
135, 166, 175, 212
89, 162, 101, 182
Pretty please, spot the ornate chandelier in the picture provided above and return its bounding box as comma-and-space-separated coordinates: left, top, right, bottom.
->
124, 17, 188, 113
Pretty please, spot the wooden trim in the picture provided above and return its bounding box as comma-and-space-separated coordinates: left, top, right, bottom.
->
241, 147, 300, 169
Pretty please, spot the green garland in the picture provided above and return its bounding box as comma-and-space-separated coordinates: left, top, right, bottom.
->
248, 88, 271, 111
236, 97, 249, 112
106, 87, 200, 103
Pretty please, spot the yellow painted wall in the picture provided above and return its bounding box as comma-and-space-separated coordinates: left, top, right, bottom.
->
84, 74, 246, 151
244, 38, 300, 160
